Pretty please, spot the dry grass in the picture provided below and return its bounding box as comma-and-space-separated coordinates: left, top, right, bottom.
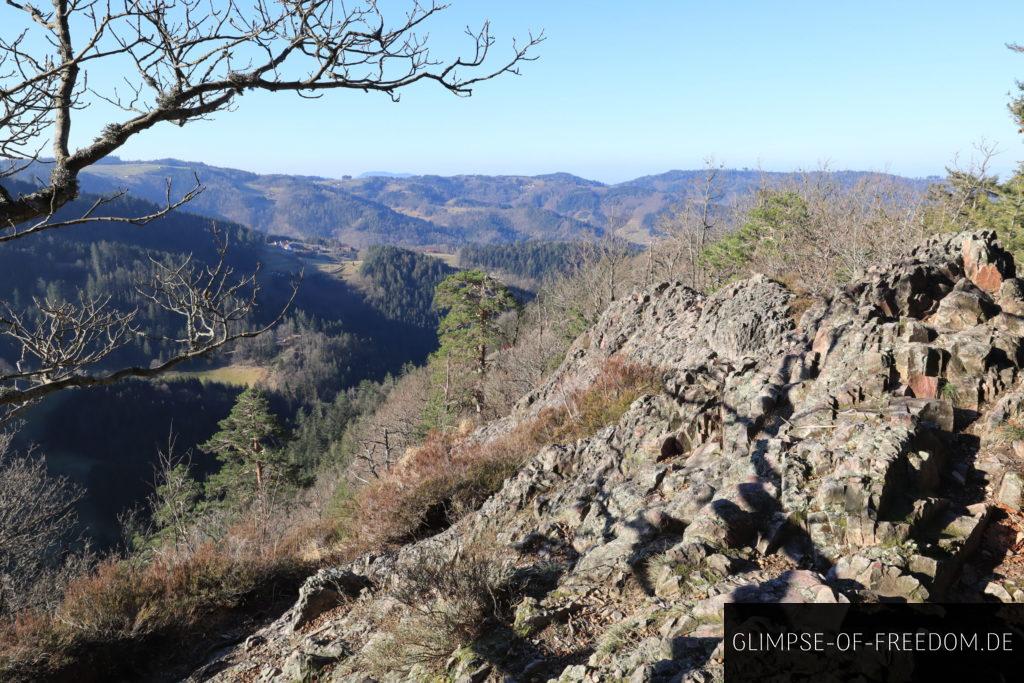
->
337, 357, 661, 553
0, 359, 659, 679
0, 518, 314, 679
57, 544, 288, 638
365, 541, 515, 674
1002, 418, 1024, 443
165, 364, 270, 388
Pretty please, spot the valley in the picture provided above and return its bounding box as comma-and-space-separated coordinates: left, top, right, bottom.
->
0, 193, 452, 550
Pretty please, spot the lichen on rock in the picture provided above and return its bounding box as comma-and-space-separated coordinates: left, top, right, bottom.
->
191, 231, 1024, 682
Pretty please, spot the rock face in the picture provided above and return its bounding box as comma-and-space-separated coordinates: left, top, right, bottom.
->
192, 231, 1024, 682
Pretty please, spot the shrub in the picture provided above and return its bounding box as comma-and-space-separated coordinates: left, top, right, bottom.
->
0, 523, 309, 679
371, 541, 515, 672
337, 357, 661, 552
0, 434, 84, 619
534, 358, 662, 443
55, 542, 288, 638
1002, 418, 1024, 442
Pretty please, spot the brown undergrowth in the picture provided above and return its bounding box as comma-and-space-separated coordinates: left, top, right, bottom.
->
0, 520, 317, 681
0, 358, 660, 681
337, 357, 662, 553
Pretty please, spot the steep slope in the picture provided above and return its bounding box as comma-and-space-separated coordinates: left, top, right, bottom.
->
193, 230, 1024, 682
0, 185, 445, 551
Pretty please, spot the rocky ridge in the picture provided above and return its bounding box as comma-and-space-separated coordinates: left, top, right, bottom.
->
192, 230, 1024, 682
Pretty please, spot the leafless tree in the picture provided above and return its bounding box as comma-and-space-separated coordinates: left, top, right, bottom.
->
146, 431, 201, 552
742, 168, 927, 296
541, 221, 638, 340
0, 432, 84, 617
592, 216, 635, 305
483, 297, 563, 412
0, 0, 541, 419
0, 225, 298, 421
655, 159, 726, 290
926, 140, 1001, 232
348, 365, 430, 481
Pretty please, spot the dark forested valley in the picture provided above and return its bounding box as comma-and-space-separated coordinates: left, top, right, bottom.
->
0, 188, 451, 549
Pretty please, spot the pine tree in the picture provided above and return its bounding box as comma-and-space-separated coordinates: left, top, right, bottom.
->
1010, 43, 1024, 134
201, 388, 286, 507
701, 189, 809, 281
431, 270, 517, 418
922, 45, 1024, 262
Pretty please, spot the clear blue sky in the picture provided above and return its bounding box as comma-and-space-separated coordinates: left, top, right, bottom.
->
36, 1, 1024, 182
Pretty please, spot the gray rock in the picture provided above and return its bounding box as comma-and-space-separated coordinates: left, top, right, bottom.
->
280, 651, 334, 681
288, 568, 372, 633
194, 230, 1024, 683
930, 288, 998, 330
984, 580, 1015, 603
998, 471, 1024, 509
829, 555, 929, 602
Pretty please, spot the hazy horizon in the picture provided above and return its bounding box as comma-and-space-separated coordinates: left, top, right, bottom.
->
90, 154, 948, 185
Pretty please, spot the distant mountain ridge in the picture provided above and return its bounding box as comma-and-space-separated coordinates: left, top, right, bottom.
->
16, 158, 934, 248
358, 171, 415, 179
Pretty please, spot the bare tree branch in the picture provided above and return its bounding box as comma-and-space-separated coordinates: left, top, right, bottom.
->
0, 174, 204, 241
0, 225, 300, 422
0, 0, 543, 230
0, 0, 535, 417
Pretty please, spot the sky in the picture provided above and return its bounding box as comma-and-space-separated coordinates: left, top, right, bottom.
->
8, 1, 1024, 183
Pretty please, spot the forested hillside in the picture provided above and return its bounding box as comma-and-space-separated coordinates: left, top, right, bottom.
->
55, 159, 454, 246
0, 183, 443, 380
25, 158, 934, 248
0, 185, 449, 549
458, 241, 585, 283
354, 245, 456, 327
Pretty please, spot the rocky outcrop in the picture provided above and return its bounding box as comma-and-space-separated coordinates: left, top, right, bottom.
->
192, 231, 1024, 682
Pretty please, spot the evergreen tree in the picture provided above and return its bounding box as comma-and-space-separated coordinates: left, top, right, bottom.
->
201, 388, 287, 507
701, 189, 809, 280
431, 270, 517, 418
923, 45, 1024, 262
458, 242, 583, 283
149, 461, 203, 548
358, 245, 454, 327
1010, 43, 1024, 134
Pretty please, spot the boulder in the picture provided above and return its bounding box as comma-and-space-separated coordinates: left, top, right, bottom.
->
829, 555, 929, 602
907, 374, 940, 399
929, 288, 998, 330
998, 278, 1024, 316
998, 471, 1024, 509
280, 651, 336, 681
696, 275, 795, 364
962, 231, 1015, 294
288, 568, 372, 633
